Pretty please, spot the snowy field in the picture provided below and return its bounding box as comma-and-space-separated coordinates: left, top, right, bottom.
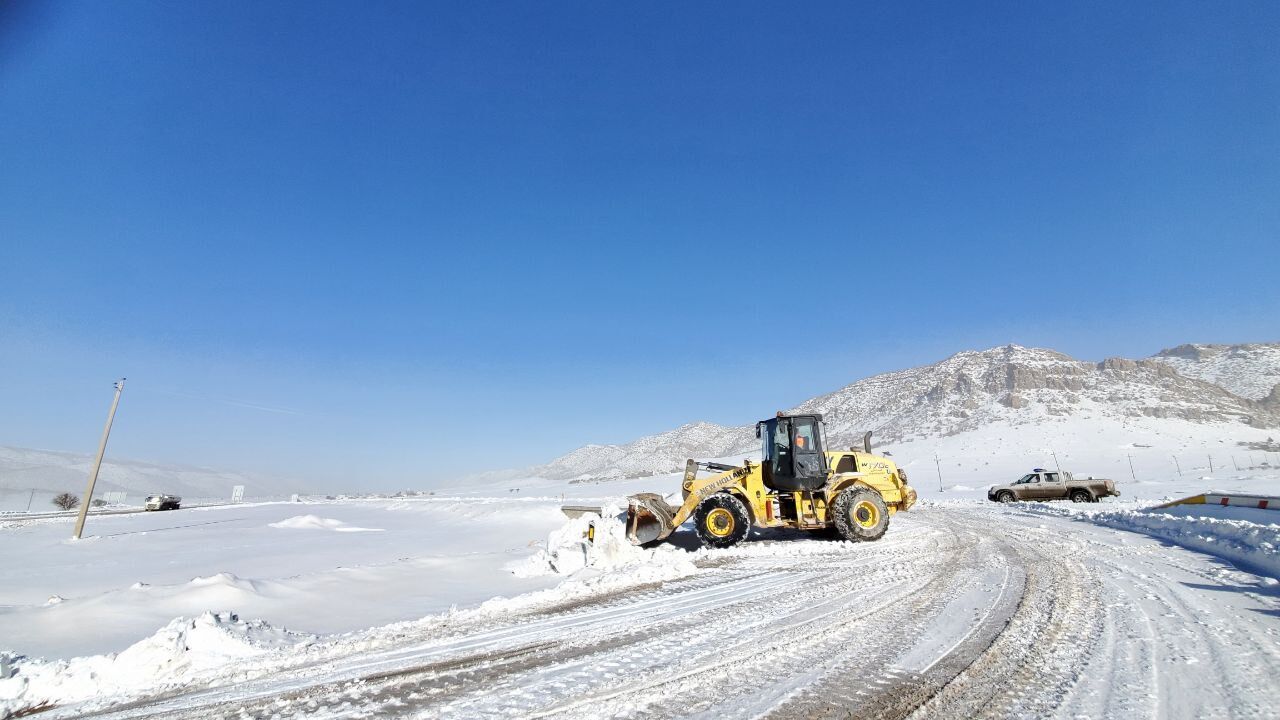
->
0, 499, 571, 660
2, 466, 1279, 718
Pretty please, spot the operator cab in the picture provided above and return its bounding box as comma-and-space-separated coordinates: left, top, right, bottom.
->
756, 413, 829, 492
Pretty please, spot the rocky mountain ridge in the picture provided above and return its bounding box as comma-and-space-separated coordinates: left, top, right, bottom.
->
528, 342, 1280, 481
1149, 343, 1280, 401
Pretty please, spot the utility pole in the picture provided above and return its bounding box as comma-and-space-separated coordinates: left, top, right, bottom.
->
1172, 455, 1182, 477
1208, 455, 1214, 473
26, 488, 35, 512
73, 379, 125, 540
1127, 454, 1136, 482
1232, 455, 1240, 471
1050, 450, 1062, 475
933, 453, 943, 492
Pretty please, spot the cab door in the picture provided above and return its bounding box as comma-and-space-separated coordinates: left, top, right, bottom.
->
790, 416, 827, 486
761, 416, 828, 491
1040, 472, 1066, 499
1020, 473, 1047, 499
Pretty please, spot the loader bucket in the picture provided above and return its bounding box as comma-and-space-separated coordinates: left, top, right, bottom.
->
626, 493, 679, 546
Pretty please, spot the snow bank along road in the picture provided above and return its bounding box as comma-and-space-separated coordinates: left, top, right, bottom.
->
29, 505, 1280, 719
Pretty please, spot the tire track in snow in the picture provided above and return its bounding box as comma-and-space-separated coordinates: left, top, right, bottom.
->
46, 505, 1280, 720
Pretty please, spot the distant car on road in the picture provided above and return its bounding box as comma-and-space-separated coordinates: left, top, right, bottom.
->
145, 494, 182, 511
988, 469, 1118, 504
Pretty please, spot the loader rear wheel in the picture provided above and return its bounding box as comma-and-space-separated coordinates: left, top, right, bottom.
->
694, 494, 750, 549
831, 488, 889, 542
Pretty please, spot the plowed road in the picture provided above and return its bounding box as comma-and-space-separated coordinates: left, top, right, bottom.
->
48, 505, 1280, 720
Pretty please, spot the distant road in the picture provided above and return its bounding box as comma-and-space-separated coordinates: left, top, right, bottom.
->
1, 502, 237, 523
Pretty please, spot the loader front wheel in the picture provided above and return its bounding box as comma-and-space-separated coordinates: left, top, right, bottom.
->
695, 494, 750, 549
831, 488, 890, 542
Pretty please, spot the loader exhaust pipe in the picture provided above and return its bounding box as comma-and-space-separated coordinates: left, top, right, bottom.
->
864, 431, 873, 454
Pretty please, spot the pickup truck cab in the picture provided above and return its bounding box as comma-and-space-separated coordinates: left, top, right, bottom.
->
987, 469, 1118, 504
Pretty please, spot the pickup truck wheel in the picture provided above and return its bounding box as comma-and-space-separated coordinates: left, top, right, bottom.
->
831, 488, 889, 542
1069, 490, 1092, 503
694, 494, 750, 549
996, 491, 1015, 503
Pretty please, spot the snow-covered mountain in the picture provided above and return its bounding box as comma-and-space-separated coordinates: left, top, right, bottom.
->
534, 422, 754, 482
0, 446, 296, 505
529, 343, 1280, 481
1148, 343, 1280, 401
795, 344, 1278, 448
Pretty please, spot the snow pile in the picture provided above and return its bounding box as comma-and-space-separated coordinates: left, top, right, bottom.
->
268, 515, 384, 532
516, 504, 697, 581
1026, 503, 1280, 579
0, 611, 312, 716
175, 572, 275, 608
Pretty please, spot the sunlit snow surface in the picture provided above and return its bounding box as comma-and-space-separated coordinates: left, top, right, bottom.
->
0, 499, 570, 659
2, 467, 1278, 717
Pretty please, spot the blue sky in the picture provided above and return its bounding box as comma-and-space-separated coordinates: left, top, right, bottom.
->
2, 1, 1277, 489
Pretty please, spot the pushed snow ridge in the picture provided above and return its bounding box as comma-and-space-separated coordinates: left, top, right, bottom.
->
0, 612, 312, 716
268, 515, 384, 532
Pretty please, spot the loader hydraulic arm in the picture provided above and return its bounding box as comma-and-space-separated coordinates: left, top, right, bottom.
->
627, 461, 753, 544
697, 462, 740, 473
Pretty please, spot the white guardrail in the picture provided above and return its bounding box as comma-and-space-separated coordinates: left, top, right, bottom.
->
1156, 492, 1279, 510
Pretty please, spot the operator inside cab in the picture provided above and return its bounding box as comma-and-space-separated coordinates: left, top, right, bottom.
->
794, 424, 814, 451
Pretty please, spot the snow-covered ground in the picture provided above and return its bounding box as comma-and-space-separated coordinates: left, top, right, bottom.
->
885, 417, 1280, 503
3, 468, 1279, 718
0, 499, 570, 660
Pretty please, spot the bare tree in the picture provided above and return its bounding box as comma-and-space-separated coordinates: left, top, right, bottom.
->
91, 498, 108, 508
52, 492, 80, 511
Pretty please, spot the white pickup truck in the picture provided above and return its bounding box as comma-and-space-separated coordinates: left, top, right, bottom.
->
144, 494, 182, 511
987, 469, 1119, 503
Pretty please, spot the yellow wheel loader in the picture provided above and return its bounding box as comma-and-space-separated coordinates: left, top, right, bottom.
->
625, 413, 916, 548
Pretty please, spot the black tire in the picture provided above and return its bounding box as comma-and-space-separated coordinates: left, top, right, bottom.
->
996, 491, 1015, 503
1069, 490, 1092, 503
694, 493, 751, 549
831, 487, 890, 542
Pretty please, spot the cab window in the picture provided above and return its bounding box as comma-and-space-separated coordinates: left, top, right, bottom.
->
1016, 473, 1035, 484
1043, 472, 1059, 482
793, 420, 816, 452
835, 455, 856, 474
771, 420, 791, 475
